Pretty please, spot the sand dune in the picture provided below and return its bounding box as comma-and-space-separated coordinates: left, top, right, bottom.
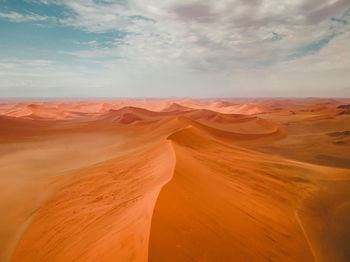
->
149, 120, 350, 261
161, 103, 193, 112
0, 99, 349, 262
11, 140, 176, 262
150, 123, 314, 261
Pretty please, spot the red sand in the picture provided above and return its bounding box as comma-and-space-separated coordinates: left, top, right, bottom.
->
0, 98, 349, 262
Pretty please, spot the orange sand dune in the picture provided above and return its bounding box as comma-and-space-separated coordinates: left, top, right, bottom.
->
11, 140, 176, 262
161, 102, 193, 112
0, 99, 349, 262
148, 120, 350, 262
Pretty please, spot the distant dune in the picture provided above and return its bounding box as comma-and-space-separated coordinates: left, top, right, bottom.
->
0, 98, 349, 262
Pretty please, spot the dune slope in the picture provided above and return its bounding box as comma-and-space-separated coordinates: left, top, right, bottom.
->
148, 123, 350, 262
11, 139, 176, 262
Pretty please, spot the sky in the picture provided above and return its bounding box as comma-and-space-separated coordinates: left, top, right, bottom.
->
0, 0, 350, 98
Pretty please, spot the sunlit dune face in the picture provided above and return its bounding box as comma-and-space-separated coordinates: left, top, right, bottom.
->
0, 98, 349, 262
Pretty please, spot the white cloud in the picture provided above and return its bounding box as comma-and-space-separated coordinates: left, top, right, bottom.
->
0, 11, 48, 22
46, 0, 349, 71
1, 0, 350, 97
0, 57, 114, 97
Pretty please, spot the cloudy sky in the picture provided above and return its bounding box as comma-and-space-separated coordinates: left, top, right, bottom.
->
0, 0, 349, 97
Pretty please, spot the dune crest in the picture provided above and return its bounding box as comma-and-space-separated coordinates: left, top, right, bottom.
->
0, 98, 349, 262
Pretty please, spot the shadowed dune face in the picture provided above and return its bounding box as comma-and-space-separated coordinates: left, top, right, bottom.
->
149, 126, 316, 262
0, 98, 349, 262
298, 180, 350, 262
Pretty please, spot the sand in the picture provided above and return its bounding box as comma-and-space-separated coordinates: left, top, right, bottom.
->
0, 98, 349, 262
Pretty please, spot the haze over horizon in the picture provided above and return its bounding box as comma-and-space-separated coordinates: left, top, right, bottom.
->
0, 0, 350, 97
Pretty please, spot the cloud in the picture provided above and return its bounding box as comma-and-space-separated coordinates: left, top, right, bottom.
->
0, 57, 112, 96
26, 0, 349, 70
0, 0, 350, 97
72, 40, 97, 45
171, 3, 215, 23
0, 11, 48, 22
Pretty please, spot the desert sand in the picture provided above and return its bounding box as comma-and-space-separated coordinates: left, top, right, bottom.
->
0, 98, 349, 262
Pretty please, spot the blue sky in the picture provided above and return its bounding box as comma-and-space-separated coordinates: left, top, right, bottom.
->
0, 0, 350, 97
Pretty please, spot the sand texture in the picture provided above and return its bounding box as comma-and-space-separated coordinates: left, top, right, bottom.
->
0, 98, 349, 262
